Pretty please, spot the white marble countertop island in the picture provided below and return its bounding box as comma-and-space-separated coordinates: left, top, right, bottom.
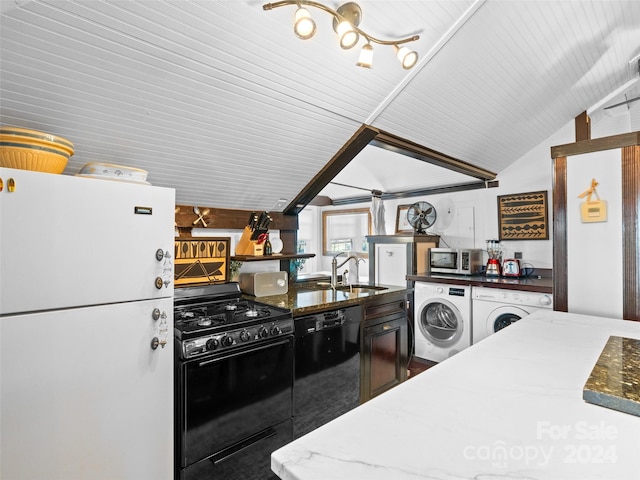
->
272, 310, 640, 480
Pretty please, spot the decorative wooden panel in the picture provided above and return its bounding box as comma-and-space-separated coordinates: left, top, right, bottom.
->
174, 237, 230, 287
497, 191, 549, 240
622, 145, 640, 321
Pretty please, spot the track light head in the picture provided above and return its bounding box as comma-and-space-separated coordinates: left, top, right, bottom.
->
332, 2, 361, 50
293, 7, 316, 39
336, 21, 359, 49
356, 43, 373, 68
395, 45, 419, 69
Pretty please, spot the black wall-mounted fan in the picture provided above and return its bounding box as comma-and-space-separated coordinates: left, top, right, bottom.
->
406, 201, 437, 234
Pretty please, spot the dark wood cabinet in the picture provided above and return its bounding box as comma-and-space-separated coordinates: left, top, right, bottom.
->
360, 293, 409, 402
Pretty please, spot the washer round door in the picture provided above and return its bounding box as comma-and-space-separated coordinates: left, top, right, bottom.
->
417, 299, 464, 347
486, 305, 530, 333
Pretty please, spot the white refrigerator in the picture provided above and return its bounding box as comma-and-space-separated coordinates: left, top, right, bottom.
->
0, 167, 175, 479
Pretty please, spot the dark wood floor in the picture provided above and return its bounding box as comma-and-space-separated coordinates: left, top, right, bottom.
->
407, 356, 437, 378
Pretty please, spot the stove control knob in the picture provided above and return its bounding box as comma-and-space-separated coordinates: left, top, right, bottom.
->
240, 330, 251, 342
270, 325, 282, 336
258, 327, 269, 339
206, 338, 219, 351
220, 335, 234, 347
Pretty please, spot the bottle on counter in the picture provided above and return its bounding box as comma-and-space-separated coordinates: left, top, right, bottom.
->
264, 234, 273, 256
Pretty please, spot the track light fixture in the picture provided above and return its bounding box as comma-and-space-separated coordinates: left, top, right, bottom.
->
263, 1, 420, 70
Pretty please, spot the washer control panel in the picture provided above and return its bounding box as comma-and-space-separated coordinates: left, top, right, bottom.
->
472, 287, 553, 308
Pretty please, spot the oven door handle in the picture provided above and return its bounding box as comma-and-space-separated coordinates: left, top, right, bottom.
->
196, 336, 292, 367
210, 426, 278, 466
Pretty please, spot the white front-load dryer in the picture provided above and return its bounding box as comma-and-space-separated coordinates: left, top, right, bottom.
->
472, 286, 553, 344
414, 282, 472, 363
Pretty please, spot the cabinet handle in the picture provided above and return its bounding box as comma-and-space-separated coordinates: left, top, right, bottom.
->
383, 324, 391, 330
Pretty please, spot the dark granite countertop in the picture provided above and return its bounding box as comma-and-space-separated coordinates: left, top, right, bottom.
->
583, 335, 640, 417
407, 272, 553, 293
244, 283, 411, 317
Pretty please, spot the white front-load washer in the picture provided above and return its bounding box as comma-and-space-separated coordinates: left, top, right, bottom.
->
471, 286, 553, 344
414, 282, 472, 363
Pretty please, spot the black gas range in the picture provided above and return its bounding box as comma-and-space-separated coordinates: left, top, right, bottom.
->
174, 282, 293, 359
174, 283, 294, 480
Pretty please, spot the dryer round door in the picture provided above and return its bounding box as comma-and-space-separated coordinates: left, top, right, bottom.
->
417, 299, 463, 347
486, 305, 530, 333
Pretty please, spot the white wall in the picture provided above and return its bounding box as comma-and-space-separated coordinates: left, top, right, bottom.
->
566, 149, 623, 318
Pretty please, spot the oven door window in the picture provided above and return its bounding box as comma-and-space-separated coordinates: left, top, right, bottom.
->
180, 337, 294, 467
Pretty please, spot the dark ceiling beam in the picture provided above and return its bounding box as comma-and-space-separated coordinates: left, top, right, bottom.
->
284, 125, 378, 215
308, 195, 333, 206
330, 181, 487, 206
370, 129, 497, 181
284, 124, 498, 215
574, 111, 591, 141
551, 131, 640, 158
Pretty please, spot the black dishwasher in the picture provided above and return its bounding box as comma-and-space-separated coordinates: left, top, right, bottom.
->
294, 306, 361, 438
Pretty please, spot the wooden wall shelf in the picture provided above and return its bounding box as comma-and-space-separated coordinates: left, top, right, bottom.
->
175, 205, 298, 230
175, 204, 301, 262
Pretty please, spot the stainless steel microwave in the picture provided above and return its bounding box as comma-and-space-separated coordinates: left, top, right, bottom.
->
428, 248, 484, 275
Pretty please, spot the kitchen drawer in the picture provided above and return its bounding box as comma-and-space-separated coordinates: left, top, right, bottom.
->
363, 296, 407, 321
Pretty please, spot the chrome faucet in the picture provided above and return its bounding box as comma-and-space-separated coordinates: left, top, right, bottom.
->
354, 257, 366, 281
331, 252, 360, 289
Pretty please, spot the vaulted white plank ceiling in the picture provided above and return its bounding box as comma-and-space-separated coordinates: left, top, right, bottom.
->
1, 0, 639, 211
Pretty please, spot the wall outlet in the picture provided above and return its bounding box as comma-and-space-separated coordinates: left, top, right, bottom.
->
514, 251, 523, 259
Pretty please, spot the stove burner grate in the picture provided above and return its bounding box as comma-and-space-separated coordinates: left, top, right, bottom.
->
174, 299, 284, 336
207, 302, 272, 319
197, 317, 213, 327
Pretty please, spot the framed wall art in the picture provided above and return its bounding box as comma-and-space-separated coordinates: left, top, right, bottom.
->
395, 204, 413, 233
497, 190, 549, 240
174, 237, 230, 286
